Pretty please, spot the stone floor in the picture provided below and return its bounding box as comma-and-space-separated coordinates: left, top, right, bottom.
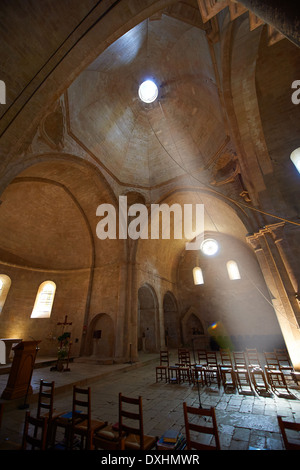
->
1, 350, 300, 454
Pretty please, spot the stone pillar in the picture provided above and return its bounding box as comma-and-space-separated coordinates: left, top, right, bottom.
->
247, 224, 300, 370
114, 240, 139, 363
237, 0, 300, 47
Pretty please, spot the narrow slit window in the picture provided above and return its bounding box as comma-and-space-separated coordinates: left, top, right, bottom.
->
31, 281, 56, 318
226, 260, 241, 280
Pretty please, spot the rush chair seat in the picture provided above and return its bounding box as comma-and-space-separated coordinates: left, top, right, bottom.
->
278, 416, 300, 450
156, 350, 169, 383
93, 428, 125, 450
22, 411, 48, 450
118, 393, 157, 450
183, 403, 220, 450
70, 386, 107, 450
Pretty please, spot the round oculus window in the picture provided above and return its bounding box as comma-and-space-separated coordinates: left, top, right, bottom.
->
138, 80, 158, 103
200, 239, 219, 256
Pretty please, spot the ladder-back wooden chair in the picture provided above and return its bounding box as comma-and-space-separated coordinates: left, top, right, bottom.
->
183, 403, 220, 450
22, 411, 48, 450
70, 386, 107, 450
219, 349, 235, 392
118, 393, 157, 450
177, 349, 191, 366
191, 350, 207, 386
156, 350, 169, 383
264, 352, 289, 394
175, 349, 192, 384
246, 348, 269, 394
197, 349, 208, 367
36, 380, 55, 420
202, 351, 220, 387
35, 379, 57, 447
278, 416, 300, 450
233, 351, 253, 394
275, 349, 300, 385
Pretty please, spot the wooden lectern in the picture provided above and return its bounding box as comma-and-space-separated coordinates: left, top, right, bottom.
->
1, 340, 40, 400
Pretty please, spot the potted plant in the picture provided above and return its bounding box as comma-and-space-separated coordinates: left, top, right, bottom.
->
57, 332, 71, 371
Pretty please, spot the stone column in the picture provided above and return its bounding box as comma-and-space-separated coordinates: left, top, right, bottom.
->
247, 224, 300, 370
114, 239, 139, 363
267, 222, 299, 320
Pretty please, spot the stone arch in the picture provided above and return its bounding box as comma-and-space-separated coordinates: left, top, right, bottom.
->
86, 313, 115, 363
138, 283, 159, 353
181, 306, 209, 350
163, 291, 179, 348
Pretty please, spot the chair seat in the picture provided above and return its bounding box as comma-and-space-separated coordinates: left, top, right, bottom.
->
95, 424, 121, 441
73, 419, 107, 433
124, 433, 157, 450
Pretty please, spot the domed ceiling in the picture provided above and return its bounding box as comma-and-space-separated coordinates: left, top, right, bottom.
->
67, 12, 229, 189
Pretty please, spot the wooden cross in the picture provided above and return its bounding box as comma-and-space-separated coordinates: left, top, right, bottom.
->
57, 315, 72, 334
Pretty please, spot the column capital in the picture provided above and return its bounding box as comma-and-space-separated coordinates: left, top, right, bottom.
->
247, 221, 286, 246
264, 221, 286, 243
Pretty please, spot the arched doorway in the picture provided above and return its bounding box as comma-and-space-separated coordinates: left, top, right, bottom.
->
87, 313, 115, 362
138, 284, 159, 353
163, 291, 179, 348
181, 306, 209, 350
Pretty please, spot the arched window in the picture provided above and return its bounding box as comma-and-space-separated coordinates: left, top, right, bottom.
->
291, 148, 300, 174
0, 274, 12, 313
226, 260, 241, 280
193, 267, 204, 285
31, 281, 56, 318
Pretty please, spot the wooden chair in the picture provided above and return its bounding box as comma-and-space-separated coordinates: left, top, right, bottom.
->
118, 393, 157, 450
278, 416, 300, 450
219, 349, 236, 392
22, 411, 48, 450
156, 350, 169, 383
36, 380, 55, 420
177, 349, 191, 366
183, 403, 220, 450
246, 348, 269, 394
191, 350, 207, 385
202, 351, 220, 387
168, 364, 182, 384
275, 349, 300, 385
264, 352, 289, 394
245, 348, 261, 368
70, 386, 107, 450
35, 379, 58, 447
175, 349, 192, 383
233, 351, 253, 394
197, 349, 208, 367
